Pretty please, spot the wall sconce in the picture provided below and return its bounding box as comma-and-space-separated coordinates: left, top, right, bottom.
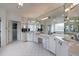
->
41, 16, 51, 20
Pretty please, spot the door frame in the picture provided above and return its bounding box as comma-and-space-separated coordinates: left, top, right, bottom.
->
8, 20, 21, 43
0, 17, 1, 47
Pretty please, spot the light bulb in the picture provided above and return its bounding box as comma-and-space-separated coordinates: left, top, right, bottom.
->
41, 17, 48, 20
65, 8, 70, 12
23, 25, 26, 28
17, 0, 23, 8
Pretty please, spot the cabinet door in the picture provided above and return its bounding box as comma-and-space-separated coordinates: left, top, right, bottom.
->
55, 37, 69, 56
42, 37, 49, 49
42, 38, 46, 48
48, 36, 56, 54
61, 42, 69, 56
55, 38, 61, 56
27, 32, 33, 42
46, 37, 49, 50
33, 33, 38, 43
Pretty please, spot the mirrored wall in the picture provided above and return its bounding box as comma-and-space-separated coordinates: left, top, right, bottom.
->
37, 5, 64, 34
64, 3, 79, 33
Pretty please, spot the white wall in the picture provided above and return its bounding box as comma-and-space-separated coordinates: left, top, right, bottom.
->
0, 9, 7, 47
8, 20, 22, 43
8, 21, 13, 43
7, 12, 22, 43
0, 9, 22, 47
17, 22, 21, 41
6, 12, 29, 42
20, 23, 27, 41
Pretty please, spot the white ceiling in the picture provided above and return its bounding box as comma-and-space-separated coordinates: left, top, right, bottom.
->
65, 4, 79, 17
68, 5, 79, 17
0, 3, 64, 18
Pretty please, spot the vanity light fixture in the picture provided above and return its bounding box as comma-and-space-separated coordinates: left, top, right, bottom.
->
41, 17, 49, 20
65, 8, 70, 12
23, 24, 26, 28
67, 17, 69, 20
72, 3, 79, 6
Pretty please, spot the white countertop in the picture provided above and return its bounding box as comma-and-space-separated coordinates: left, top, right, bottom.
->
55, 36, 64, 41
36, 33, 79, 56
68, 41, 79, 56
64, 35, 79, 56
55, 35, 79, 56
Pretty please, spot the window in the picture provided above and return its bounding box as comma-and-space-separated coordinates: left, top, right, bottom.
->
28, 25, 33, 31
55, 23, 64, 32
28, 24, 37, 31
51, 24, 54, 32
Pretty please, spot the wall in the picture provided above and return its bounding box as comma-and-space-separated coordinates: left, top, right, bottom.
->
0, 9, 22, 47
21, 23, 26, 41
6, 11, 22, 43
17, 22, 21, 41
0, 9, 7, 47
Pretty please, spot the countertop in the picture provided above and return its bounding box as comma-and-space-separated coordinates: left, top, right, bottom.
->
68, 40, 79, 56
64, 35, 79, 56
36, 32, 79, 56
55, 35, 79, 56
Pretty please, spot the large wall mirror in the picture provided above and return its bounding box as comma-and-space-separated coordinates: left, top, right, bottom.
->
37, 5, 64, 34
64, 3, 79, 33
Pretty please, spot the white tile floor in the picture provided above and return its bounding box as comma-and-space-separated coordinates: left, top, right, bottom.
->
0, 41, 54, 56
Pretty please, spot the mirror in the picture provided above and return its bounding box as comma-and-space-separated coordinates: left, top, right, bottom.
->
64, 4, 79, 33
37, 5, 64, 34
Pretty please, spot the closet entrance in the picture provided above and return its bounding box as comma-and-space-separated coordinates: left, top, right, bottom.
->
12, 21, 17, 41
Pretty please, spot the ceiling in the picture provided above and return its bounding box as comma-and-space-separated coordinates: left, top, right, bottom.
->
68, 5, 79, 17
65, 3, 79, 17
0, 3, 64, 18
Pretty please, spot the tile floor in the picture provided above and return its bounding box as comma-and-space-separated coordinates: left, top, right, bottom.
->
0, 41, 54, 56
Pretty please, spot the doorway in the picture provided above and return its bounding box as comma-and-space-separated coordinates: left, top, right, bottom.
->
12, 21, 17, 41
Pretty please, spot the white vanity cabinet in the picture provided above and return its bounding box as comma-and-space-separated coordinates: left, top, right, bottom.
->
26, 32, 34, 42
61, 41, 69, 56
48, 36, 56, 54
33, 33, 38, 43
37, 34, 69, 56
42, 36, 49, 50
55, 37, 69, 56
42, 35, 56, 54
55, 37, 62, 56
